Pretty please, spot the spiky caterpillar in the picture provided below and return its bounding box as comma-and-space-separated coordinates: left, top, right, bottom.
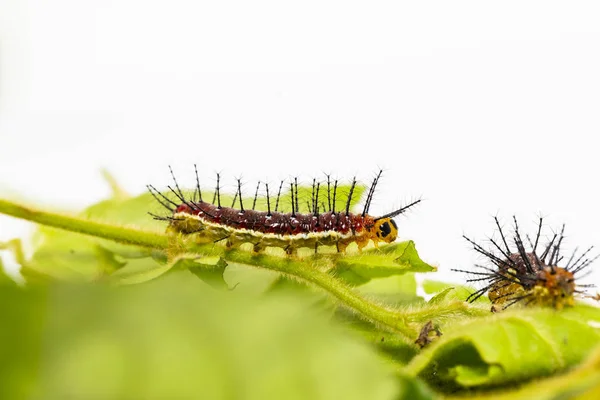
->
453, 216, 597, 312
148, 167, 420, 255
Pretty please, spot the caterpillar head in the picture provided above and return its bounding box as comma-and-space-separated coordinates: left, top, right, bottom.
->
531, 267, 576, 309
373, 218, 398, 244
368, 200, 420, 245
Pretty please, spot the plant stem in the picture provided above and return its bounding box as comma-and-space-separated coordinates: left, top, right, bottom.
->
404, 301, 489, 322
0, 198, 417, 338
0, 199, 169, 249
223, 249, 417, 337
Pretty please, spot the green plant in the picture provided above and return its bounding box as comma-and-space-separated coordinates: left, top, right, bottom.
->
1, 177, 599, 399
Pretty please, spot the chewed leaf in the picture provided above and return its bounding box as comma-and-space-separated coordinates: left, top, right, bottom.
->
336, 241, 436, 285
175, 255, 228, 289
405, 305, 600, 390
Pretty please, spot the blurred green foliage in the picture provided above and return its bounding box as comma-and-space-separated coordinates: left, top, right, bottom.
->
0, 272, 430, 399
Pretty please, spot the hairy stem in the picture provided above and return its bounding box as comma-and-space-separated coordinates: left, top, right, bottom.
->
404, 301, 489, 323
0, 199, 169, 249
0, 198, 417, 338
221, 248, 416, 337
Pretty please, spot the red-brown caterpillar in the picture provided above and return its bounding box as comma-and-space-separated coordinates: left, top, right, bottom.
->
453, 216, 597, 312
148, 166, 420, 255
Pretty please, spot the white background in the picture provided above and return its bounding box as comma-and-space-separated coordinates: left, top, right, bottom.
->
1, 1, 599, 289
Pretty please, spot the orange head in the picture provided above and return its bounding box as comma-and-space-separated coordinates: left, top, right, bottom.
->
370, 217, 398, 244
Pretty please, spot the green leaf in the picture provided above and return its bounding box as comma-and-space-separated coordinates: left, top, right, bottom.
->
100, 168, 130, 201
0, 273, 430, 399
107, 253, 229, 288
336, 241, 436, 285
264, 276, 340, 318
0, 284, 47, 399
396, 372, 439, 400
335, 306, 421, 366
249, 183, 366, 215
441, 344, 600, 400
81, 192, 164, 258
222, 262, 282, 295
6, 184, 425, 290
423, 280, 489, 304
21, 227, 126, 282
82, 192, 161, 230
427, 287, 455, 305
332, 275, 426, 366
6, 190, 165, 283
405, 305, 600, 390
0, 189, 434, 340
107, 256, 173, 285
176, 255, 228, 289
357, 274, 423, 305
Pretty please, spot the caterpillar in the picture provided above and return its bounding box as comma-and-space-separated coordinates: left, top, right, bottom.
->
147, 166, 420, 255
453, 216, 597, 312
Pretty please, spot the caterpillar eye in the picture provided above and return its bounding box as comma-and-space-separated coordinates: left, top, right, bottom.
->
380, 222, 391, 238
